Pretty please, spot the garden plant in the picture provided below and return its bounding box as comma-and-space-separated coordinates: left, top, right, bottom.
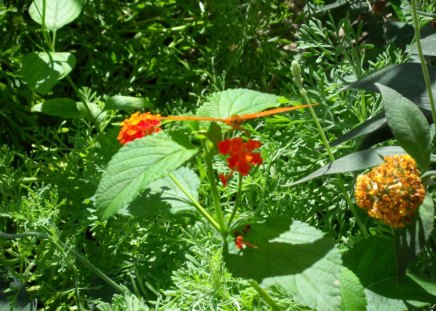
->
1, 0, 436, 310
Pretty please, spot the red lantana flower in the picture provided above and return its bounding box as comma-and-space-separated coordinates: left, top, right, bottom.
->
217, 137, 263, 185
117, 112, 161, 144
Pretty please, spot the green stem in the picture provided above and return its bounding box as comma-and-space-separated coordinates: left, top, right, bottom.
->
411, 0, 436, 124
168, 173, 220, 232
202, 140, 227, 237
249, 280, 282, 311
292, 62, 368, 237
226, 174, 243, 230
66, 76, 102, 134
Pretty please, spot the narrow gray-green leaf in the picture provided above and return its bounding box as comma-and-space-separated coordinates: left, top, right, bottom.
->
29, 0, 82, 32
377, 83, 431, 170
21, 52, 76, 94
287, 146, 405, 186
95, 131, 198, 219
31, 97, 80, 118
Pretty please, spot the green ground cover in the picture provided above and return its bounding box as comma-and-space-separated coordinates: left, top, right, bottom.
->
1, 0, 435, 310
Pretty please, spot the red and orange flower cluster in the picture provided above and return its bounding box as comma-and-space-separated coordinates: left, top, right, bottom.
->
117, 112, 161, 145
354, 154, 425, 228
217, 137, 263, 186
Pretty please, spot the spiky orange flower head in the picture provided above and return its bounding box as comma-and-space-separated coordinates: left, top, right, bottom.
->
217, 137, 263, 185
355, 154, 425, 228
117, 112, 161, 144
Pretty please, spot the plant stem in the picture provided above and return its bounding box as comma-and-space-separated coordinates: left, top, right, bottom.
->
249, 280, 282, 311
292, 62, 368, 237
168, 172, 221, 232
226, 174, 243, 230
202, 140, 227, 237
410, 0, 436, 124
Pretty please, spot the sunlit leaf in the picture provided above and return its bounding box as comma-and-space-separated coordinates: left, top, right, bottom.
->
377, 83, 431, 170
29, 0, 82, 32
31, 97, 80, 118
21, 52, 76, 94
95, 131, 198, 219
224, 217, 342, 310
339, 267, 367, 311
105, 96, 154, 112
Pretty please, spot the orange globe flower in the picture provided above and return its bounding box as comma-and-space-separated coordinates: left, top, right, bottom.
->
217, 137, 263, 185
117, 112, 161, 144
355, 154, 425, 228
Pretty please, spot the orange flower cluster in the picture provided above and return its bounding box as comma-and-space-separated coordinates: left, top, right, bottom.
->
117, 112, 161, 144
355, 154, 425, 228
217, 137, 263, 185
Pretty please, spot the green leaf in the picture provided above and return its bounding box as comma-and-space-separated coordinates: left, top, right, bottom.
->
377, 83, 431, 170
408, 33, 436, 56
77, 101, 106, 123
196, 88, 282, 120
224, 217, 342, 310
95, 131, 198, 219
105, 96, 154, 112
21, 52, 76, 94
339, 267, 367, 311
287, 146, 405, 186
29, 0, 82, 32
344, 237, 436, 310
345, 63, 436, 108
394, 193, 434, 279
31, 97, 80, 118
119, 166, 199, 218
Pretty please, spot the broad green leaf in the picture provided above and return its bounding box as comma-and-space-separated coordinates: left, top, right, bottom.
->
105, 96, 154, 112
196, 89, 282, 120
31, 97, 80, 118
377, 83, 431, 170
77, 101, 106, 123
343, 237, 436, 311
340, 267, 366, 311
95, 131, 198, 219
21, 52, 76, 94
408, 33, 436, 56
345, 63, 436, 108
287, 146, 405, 186
29, 0, 82, 32
394, 193, 434, 279
119, 166, 199, 218
224, 217, 342, 310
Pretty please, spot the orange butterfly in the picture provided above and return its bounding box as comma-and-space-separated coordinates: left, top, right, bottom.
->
158, 103, 318, 128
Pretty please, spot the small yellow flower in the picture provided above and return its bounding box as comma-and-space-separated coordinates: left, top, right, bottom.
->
355, 154, 425, 228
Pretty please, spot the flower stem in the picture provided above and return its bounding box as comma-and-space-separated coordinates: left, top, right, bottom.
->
168, 172, 220, 232
249, 280, 282, 311
202, 140, 227, 237
411, 0, 436, 123
292, 61, 368, 237
226, 174, 243, 230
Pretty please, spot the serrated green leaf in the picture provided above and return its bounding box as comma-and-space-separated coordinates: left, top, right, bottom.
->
224, 217, 342, 310
31, 97, 80, 118
197, 89, 281, 117
119, 166, 199, 218
105, 96, 154, 112
377, 83, 431, 170
344, 237, 436, 311
29, 0, 82, 32
340, 267, 367, 311
394, 193, 434, 279
21, 52, 76, 94
287, 146, 405, 186
95, 131, 198, 219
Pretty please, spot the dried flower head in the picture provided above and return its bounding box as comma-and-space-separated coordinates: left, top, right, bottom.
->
355, 154, 425, 228
217, 137, 263, 185
117, 112, 161, 144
